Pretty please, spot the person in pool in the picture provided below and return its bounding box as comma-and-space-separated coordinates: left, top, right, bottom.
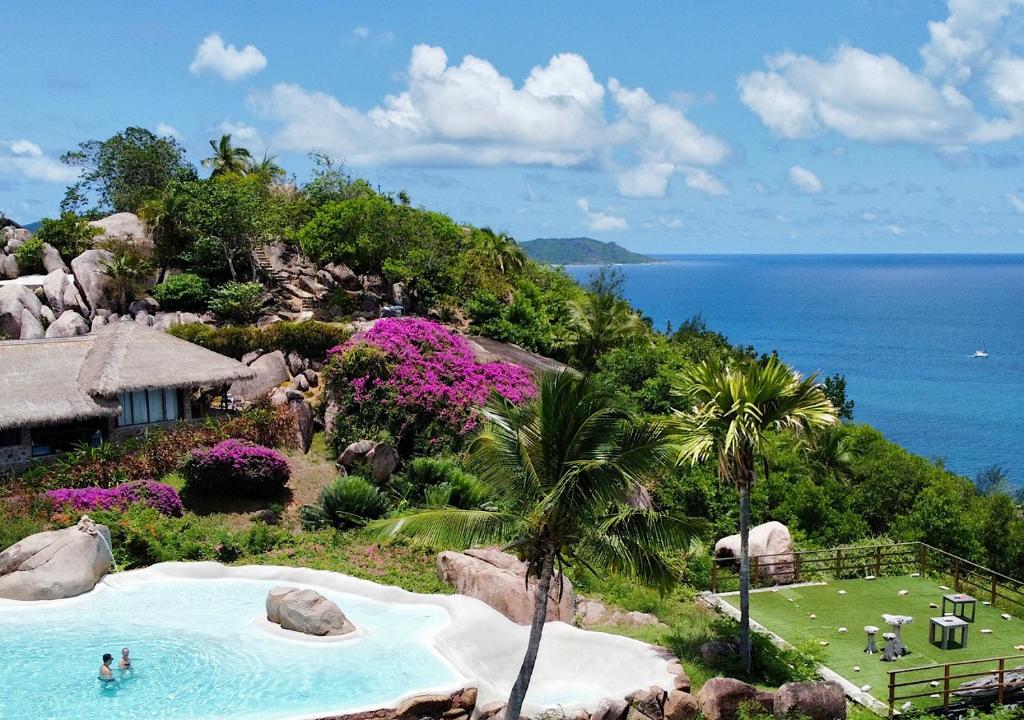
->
98, 653, 114, 682
118, 647, 132, 671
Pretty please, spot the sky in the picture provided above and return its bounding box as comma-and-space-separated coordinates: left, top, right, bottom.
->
2, 0, 1024, 253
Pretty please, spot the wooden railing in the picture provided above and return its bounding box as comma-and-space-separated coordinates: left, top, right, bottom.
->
709, 541, 1024, 616
887, 654, 1024, 716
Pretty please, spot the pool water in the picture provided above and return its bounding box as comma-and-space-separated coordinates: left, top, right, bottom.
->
0, 577, 462, 720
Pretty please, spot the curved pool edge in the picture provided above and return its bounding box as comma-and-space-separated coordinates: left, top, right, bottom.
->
2, 562, 677, 719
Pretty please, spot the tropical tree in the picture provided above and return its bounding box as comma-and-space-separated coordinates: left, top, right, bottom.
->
100, 239, 154, 312
139, 185, 190, 270
472, 227, 528, 276
672, 356, 837, 675
202, 134, 253, 177
372, 371, 701, 720
804, 425, 855, 484
249, 153, 286, 184
569, 270, 648, 369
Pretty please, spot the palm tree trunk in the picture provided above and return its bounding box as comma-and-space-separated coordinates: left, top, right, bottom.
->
505, 550, 554, 720
738, 482, 752, 677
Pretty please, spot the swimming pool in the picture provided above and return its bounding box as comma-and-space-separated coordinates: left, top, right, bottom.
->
0, 563, 676, 720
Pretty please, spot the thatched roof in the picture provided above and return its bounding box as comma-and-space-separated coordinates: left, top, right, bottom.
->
80, 322, 252, 395
0, 323, 252, 431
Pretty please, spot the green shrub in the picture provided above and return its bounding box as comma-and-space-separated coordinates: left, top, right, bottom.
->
300, 475, 388, 530
13, 236, 44, 274
153, 273, 210, 311
167, 321, 349, 361
209, 281, 265, 322
423, 472, 489, 509
33, 212, 100, 259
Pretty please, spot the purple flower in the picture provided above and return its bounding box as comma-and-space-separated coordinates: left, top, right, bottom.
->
182, 439, 290, 497
45, 481, 184, 517
327, 318, 536, 434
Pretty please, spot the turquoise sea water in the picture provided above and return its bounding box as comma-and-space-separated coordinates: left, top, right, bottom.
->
0, 578, 461, 720
566, 255, 1024, 487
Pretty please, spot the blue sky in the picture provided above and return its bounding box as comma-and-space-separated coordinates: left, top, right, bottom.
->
3, 0, 1024, 253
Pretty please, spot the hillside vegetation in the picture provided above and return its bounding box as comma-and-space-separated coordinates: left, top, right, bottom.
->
520, 236, 653, 264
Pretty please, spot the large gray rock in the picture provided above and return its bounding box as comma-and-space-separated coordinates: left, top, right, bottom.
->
19, 308, 45, 339
437, 548, 575, 625
0, 284, 42, 338
774, 681, 845, 720
1, 226, 31, 251
697, 678, 759, 720
70, 249, 115, 315
265, 586, 355, 636
88, 212, 154, 257
576, 597, 665, 629
0, 253, 18, 279
663, 691, 698, 720
714, 520, 795, 583
289, 398, 314, 453
0, 516, 112, 600
40, 243, 67, 273
367, 442, 399, 482
228, 350, 290, 401
43, 269, 86, 316
339, 439, 376, 468
45, 310, 89, 338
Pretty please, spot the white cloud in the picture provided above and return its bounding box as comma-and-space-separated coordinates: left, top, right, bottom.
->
862, 211, 878, 221
577, 197, 627, 231
887, 224, 907, 235
1006, 192, 1024, 213
250, 45, 727, 198
190, 33, 267, 81
789, 165, 823, 193
0, 139, 79, 183
353, 26, 370, 39
350, 26, 395, 45
156, 123, 183, 141
739, 1, 1024, 144
217, 120, 266, 155
616, 162, 674, 197
682, 167, 728, 196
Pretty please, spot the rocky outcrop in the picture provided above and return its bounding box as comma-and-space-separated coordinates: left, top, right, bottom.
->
88, 212, 155, 256
45, 310, 90, 338
576, 597, 665, 629
315, 689, 477, 720
663, 691, 698, 720
70, 249, 115, 316
0, 516, 112, 600
339, 439, 375, 467
266, 586, 355, 636
336, 440, 399, 481
699, 640, 737, 665
42, 269, 86, 315
19, 309, 44, 339
773, 681, 845, 720
229, 350, 290, 401
290, 398, 314, 453
714, 521, 795, 583
0, 283, 43, 339
437, 547, 575, 625
40, 243, 68, 273
697, 678, 760, 720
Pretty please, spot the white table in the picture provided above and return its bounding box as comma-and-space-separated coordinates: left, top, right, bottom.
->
930, 615, 969, 650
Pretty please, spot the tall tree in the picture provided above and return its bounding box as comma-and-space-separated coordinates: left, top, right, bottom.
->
472, 227, 528, 276
249, 153, 286, 184
372, 372, 701, 720
202, 134, 253, 177
672, 356, 836, 675
60, 127, 194, 214
569, 267, 647, 369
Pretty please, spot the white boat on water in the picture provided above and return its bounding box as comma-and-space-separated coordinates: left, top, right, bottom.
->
973, 348, 989, 358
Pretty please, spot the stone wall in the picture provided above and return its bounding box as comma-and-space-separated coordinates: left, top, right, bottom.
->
0, 428, 31, 473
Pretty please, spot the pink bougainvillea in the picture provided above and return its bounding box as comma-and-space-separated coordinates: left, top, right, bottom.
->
328, 317, 536, 432
46, 481, 184, 517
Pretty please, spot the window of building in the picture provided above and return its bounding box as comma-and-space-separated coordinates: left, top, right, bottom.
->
31, 422, 104, 457
0, 428, 21, 447
117, 389, 182, 427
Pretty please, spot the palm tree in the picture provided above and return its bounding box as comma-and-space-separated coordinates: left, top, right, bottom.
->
804, 425, 855, 484
249, 153, 286, 184
372, 371, 701, 720
473, 228, 527, 276
139, 187, 188, 271
202, 134, 252, 177
100, 244, 154, 313
672, 356, 837, 676
569, 289, 647, 369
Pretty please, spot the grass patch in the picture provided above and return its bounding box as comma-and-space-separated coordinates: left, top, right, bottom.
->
718, 575, 1024, 708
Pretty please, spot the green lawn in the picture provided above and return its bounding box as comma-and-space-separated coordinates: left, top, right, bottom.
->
718, 575, 1024, 709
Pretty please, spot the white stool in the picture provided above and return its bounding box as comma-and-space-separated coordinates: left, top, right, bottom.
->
864, 625, 879, 654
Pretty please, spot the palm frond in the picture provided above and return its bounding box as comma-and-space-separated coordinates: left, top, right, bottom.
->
366, 508, 523, 548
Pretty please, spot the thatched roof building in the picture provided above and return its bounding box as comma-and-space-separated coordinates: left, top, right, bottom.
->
1, 323, 252, 432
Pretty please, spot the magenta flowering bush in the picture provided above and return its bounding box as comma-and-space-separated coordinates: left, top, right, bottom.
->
324, 317, 536, 455
45, 481, 184, 517
181, 439, 291, 498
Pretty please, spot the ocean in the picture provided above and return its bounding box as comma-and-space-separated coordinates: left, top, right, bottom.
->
565, 255, 1024, 488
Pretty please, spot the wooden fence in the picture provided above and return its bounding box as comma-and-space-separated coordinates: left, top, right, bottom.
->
710, 542, 1024, 617
887, 654, 1024, 716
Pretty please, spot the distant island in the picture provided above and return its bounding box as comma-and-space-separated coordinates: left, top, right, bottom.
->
520, 237, 654, 265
